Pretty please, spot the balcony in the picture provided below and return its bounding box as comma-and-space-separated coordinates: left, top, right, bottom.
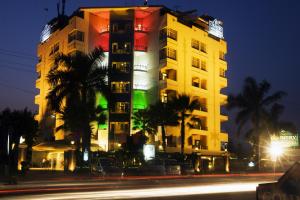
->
159, 78, 178, 90
193, 145, 208, 150
36, 62, 41, 72
134, 25, 149, 33
99, 26, 109, 34
220, 76, 228, 88
34, 95, 40, 105
68, 41, 85, 53
220, 114, 228, 122
35, 78, 41, 89
134, 44, 147, 52
134, 64, 148, 72
112, 49, 131, 55
111, 88, 129, 94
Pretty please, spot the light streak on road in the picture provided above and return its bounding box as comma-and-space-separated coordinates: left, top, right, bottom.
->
12, 182, 268, 200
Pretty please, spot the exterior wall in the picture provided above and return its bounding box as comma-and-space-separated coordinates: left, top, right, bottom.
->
36, 15, 88, 140
160, 13, 228, 155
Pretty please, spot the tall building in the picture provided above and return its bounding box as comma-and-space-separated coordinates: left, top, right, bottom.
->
34, 5, 229, 171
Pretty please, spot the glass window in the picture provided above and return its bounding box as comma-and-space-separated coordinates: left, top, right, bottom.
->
191, 39, 200, 50
68, 30, 84, 43
167, 48, 176, 60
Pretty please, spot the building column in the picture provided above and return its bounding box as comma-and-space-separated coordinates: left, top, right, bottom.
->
225, 154, 230, 173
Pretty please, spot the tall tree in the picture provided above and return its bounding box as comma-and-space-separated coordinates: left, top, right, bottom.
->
148, 101, 178, 152
263, 103, 296, 135
0, 108, 37, 176
170, 94, 200, 154
227, 77, 286, 169
47, 47, 109, 164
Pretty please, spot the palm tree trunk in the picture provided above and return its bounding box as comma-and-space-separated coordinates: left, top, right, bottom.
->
161, 124, 166, 152
180, 113, 185, 154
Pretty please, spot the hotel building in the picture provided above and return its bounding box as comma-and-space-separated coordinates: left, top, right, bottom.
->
33, 5, 229, 171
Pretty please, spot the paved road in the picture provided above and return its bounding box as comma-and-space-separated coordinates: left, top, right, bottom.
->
0, 174, 279, 200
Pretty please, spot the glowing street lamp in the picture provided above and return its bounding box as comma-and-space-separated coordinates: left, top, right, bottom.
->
267, 140, 284, 161
267, 140, 285, 175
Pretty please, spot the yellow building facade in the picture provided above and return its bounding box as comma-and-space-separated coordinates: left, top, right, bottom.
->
34, 5, 229, 171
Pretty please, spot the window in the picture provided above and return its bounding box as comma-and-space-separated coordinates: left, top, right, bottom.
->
113, 102, 129, 113
166, 136, 177, 147
192, 77, 200, 88
111, 82, 130, 93
38, 56, 42, 63
112, 42, 131, 54
49, 43, 59, 56
220, 68, 226, 77
124, 42, 131, 53
167, 48, 177, 60
166, 69, 177, 81
191, 39, 200, 50
200, 42, 207, 53
159, 28, 177, 41
201, 60, 207, 71
201, 79, 207, 90
110, 122, 129, 133
192, 57, 200, 68
161, 93, 168, 103
68, 30, 84, 43
112, 62, 130, 73
112, 43, 118, 54
219, 51, 226, 60
167, 29, 177, 41
159, 29, 167, 41
112, 24, 118, 32
120, 123, 129, 132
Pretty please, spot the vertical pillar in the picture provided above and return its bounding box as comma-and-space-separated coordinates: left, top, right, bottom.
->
225, 154, 230, 173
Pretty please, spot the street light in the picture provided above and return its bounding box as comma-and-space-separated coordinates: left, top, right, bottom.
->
267, 140, 284, 175
267, 141, 284, 161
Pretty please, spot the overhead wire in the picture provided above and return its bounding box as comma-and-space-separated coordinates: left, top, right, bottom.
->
0, 81, 36, 95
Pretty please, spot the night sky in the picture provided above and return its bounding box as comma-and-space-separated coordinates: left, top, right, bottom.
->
0, 0, 299, 137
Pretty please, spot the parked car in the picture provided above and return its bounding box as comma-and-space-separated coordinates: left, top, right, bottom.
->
139, 159, 166, 176
180, 163, 195, 175
165, 159, 181, 175
256, 162, 300, 200
92, 158, 123, 177
138, 159, 181, 176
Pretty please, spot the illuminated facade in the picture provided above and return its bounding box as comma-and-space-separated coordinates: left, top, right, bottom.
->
35, 5, 229, 171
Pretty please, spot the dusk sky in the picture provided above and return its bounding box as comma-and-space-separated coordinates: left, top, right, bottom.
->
0, 0, 299, 136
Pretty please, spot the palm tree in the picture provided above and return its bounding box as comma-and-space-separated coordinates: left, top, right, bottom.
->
47, 47, 109, 163
170, 94, 200, 154
0, 108, 37, 177
148, 101, 178, 152
262, 103, 296, 135
132, 109, 156, 142
227, 77, 286, 169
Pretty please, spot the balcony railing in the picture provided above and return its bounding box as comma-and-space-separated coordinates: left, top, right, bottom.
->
134, 64, 148, 72
99, 27, 110, 34
134, 25, 149, 32
68, 41, 85, 52
134, 45, 147, 52
193, 145, 208, 150
112, 49, 131, 54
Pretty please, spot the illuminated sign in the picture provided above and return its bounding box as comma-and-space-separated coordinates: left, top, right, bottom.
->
208, 19, 224, 39
143, 144, 155, 161
40, 24, 52, 43
271, 130, 299, 147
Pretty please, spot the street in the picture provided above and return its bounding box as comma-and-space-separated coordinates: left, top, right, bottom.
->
0, 174, 279, 200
